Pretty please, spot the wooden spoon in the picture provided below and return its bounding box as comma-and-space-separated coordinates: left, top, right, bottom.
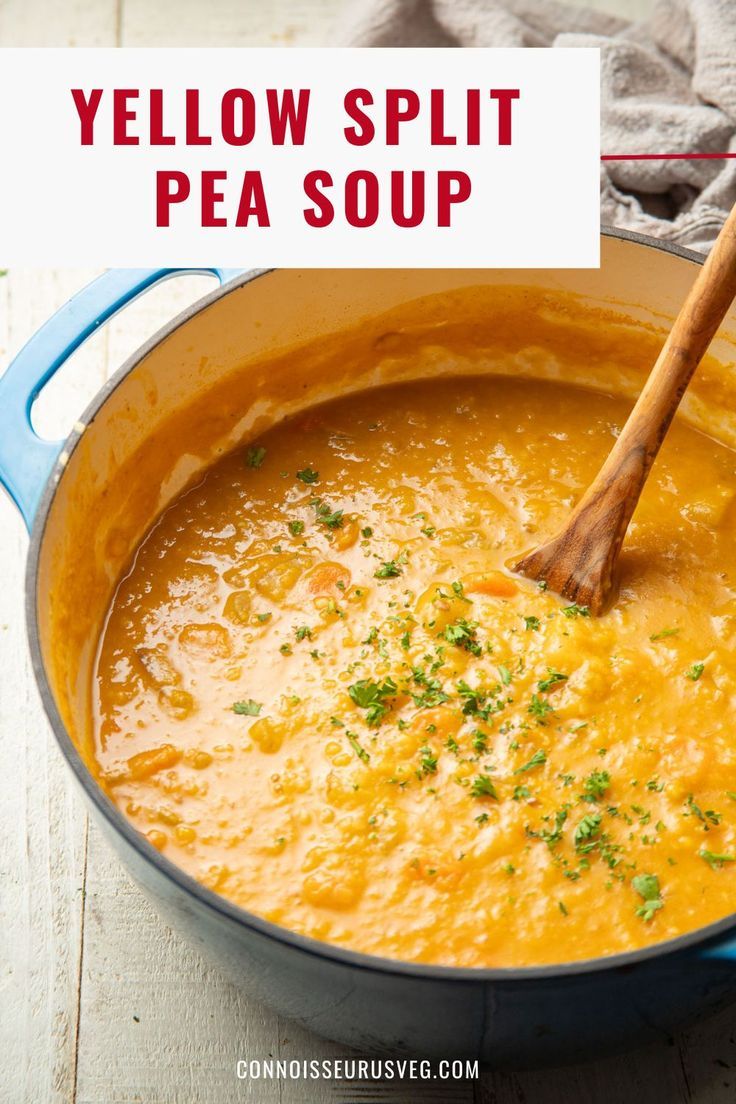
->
515, 205, 736, 615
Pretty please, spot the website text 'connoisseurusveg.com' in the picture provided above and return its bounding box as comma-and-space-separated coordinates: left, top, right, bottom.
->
235, 1058, 480, 1082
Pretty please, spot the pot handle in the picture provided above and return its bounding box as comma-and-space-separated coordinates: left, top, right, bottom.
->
0, 267, 243, 531
701, 936, 736, 961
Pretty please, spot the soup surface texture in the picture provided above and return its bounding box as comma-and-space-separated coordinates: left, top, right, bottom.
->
95, 376, 736, 967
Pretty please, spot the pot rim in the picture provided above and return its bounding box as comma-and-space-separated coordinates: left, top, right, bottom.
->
25, 229, 736, 983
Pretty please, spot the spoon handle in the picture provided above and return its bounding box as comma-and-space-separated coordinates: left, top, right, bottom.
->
516, 203, 736, 612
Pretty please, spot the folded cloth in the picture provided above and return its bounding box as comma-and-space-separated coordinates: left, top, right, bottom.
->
336, 0, 736, 252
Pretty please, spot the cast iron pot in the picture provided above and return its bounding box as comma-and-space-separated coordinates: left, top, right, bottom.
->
4, 232, 736, 1069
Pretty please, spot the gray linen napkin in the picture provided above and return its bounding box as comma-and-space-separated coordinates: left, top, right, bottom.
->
336, 0, 736, 252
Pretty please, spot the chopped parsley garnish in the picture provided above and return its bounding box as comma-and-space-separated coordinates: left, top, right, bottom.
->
246, 446, 266, 468
279, 643, 292, 655
699, 850, 736, 869
347, 732, 370, 763
685, 793, 721, 829
498, 664, 512, 686
537, 668, 568, 692
361, 526, 373, 538
296, 467, 319, 484
523, 615, 541, 632
514, 749, 547, 774
457, 681, 499, 723
632, 873, 663, 921
256, 612, 272, 623
311, 497, 344, 530
527, 807, 568, 848
650, 627, 679, 641
685, 663, 705, 681
443, 618, 481, 656
411, 668, 450, 709
471, 731, 489, 754
513, 784, 531, 801
375, 560, 402, 579
294, 625, 312, 641
470, 774, 498, 799
232, 699, 262, 716
419, 747, 438, 775
348, 677, 397, 726
288, 519, 304, 536
528, 694, 553, 725
573, 813, 602, 851
562, 604, 590, 619
582, 770, 610, 802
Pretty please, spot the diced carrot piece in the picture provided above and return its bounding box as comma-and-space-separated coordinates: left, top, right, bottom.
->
126, 743, 182, 781
331, 516, 360, 552
462, 571, 518, 598
306, 562, 352, 595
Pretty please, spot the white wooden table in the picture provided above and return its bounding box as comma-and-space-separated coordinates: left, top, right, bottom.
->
4, 1, 736, 1101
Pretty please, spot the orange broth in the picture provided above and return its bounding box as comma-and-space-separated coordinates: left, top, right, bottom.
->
94, 375, 736, 966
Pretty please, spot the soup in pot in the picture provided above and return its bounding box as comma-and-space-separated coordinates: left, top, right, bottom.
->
93, 374, 736, 968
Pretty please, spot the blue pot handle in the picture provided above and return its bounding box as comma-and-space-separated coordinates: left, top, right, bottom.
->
701, 935, 736, 961
0, 267, 243, 531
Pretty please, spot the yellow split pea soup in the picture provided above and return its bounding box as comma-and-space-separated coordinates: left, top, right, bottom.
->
94, 376, 736, 967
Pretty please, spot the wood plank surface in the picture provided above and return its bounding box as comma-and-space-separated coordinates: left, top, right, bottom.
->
5, 1, 736, 1102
